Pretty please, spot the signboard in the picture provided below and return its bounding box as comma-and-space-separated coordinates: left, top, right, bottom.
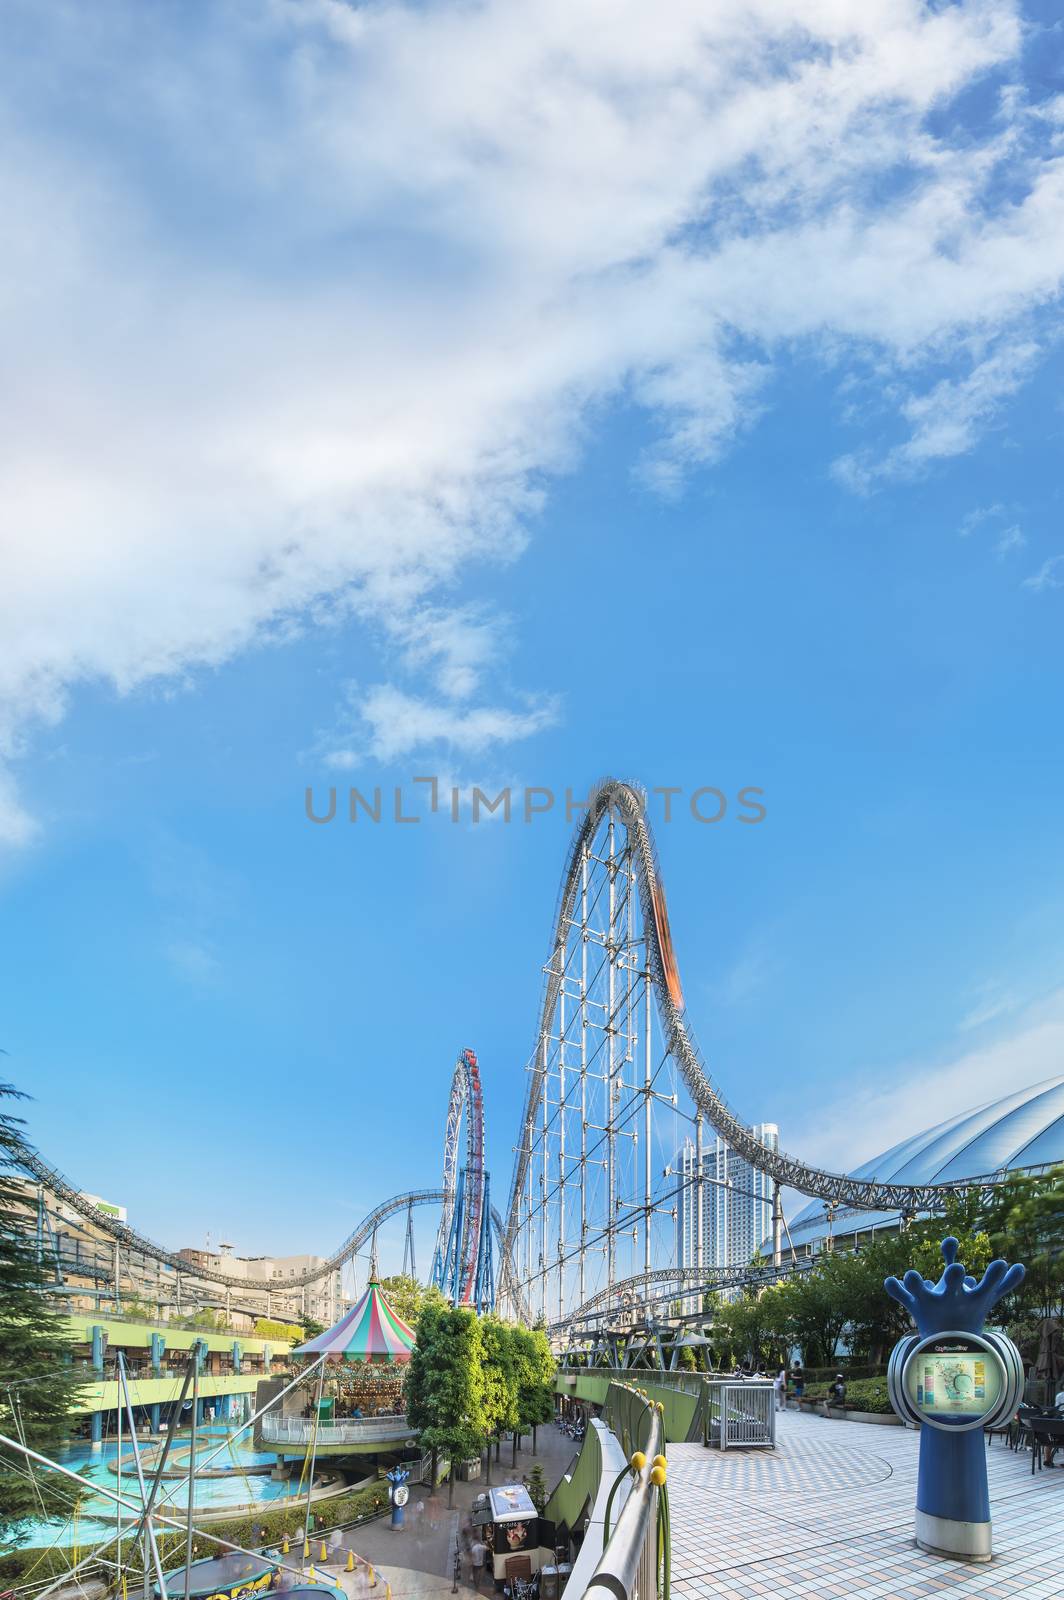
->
903, 1336, 1003, 1423
888, 1329, 1022, 1435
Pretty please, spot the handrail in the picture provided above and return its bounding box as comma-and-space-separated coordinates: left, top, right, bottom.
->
260, 1415, 412, 1445
574, 1383, 665, 1600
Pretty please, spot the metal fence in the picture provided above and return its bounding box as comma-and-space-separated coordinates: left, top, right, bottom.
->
558, 1366, 705, 1396
260, 1415, 414, 1445
704, 1380, 775, 1451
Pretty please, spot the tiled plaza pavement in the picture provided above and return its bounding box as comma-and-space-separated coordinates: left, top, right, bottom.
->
667, 1410, 1064, 1600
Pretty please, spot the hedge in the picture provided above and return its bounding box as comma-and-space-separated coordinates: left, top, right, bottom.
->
797, 1377, 894, 1414
799, 1364, 885, 1384
0, 1481, 392, 1588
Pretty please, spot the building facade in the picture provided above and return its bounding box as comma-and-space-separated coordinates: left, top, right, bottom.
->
676, 1122, 779, 1271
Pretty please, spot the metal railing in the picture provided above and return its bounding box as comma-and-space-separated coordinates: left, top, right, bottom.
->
582, 1385, 664, 1600
558, 1367, 704, 1395
260, 1415, 413, 1445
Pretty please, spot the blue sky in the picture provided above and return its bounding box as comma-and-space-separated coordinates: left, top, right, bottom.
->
2, 1, 1063, 1275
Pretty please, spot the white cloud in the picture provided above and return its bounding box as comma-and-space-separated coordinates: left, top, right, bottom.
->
356, 685, 560, 764
2, 0, 1064, 835
166, 940, 221, 984
959, 979, 1023, 1031
993, 523, 1026, 558
791, 985, 1064, 1176
960, 504, 1006, 537
1023, 554, 1064, 591
833, 341, 1043, 490
0, 769, 38, 850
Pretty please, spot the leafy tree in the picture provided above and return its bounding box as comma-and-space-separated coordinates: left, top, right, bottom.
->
512, 1324, 555, 1456
254, 1317, 304, 1342
404, 1303, 488, 1505
376, 1276, 449, 1333
301, 1319, 325, 1340
479, 1318, 519, 1481
710, 1288, 781, 1370
980, 1167, 1064, 1324
0, 1085, 85, 1542
527, 1463, 548, 1512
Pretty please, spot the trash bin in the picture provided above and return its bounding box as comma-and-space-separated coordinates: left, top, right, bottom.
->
540, 1567, 559, 1600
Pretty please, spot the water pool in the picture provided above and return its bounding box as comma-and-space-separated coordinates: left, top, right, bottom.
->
22, 1427, 321, 1550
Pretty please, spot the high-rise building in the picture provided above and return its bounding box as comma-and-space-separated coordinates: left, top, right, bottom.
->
675, 1123, 779, 1271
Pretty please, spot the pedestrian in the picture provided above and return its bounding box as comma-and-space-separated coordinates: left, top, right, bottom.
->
791, 1364, 804, 1400
827, 1373, 847, 1410
471, 1536, 488, 1590
774, 1367, 786, 1412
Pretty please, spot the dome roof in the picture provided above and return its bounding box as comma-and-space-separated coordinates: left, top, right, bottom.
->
783, 1073, 1064, 1250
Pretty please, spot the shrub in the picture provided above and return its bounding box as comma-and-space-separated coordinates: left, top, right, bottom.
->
0, 1480, 393, 1587
797, 1377, 894, 1414
838, 1377, 894, 1414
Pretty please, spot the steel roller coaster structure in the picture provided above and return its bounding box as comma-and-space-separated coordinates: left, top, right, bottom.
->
13, 777, 1024, 1336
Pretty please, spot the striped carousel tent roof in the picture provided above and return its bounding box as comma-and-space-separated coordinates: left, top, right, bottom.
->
292, 1280, 417, 1363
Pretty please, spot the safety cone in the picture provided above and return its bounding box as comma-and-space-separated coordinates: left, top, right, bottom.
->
282, 1538, 290, 1556
304, 1538, 311, 1558
346, 1551, 355, 1572
368, 1565, 377, 1588
320, 1542, 328, 1562
308, 1566, 317, 1584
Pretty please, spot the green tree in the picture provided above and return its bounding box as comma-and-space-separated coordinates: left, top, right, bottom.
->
980, 1167, 1064, 1324
479, 1318, 519, 1482
253, 1317, 304, 1342
376, 1276, 449, 1333
404, 1303, 488, 1505
527, 1463, 548, 1512
0, 1085, 85, 1541
512, 1324, 555, 1456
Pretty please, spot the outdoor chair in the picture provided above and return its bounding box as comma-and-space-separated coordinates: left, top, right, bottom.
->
1026, 1415, 1064, 1474
985, 1412, 1016, 1447
1013, 1404, 1043, 1454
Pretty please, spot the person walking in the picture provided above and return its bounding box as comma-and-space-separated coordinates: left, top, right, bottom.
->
791, 1364, 804, 1401
774, 1367, 786, 1411
471, 1536, 488, 1590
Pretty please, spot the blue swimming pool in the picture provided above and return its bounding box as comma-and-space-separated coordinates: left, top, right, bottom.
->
24, 1427, 319, 1550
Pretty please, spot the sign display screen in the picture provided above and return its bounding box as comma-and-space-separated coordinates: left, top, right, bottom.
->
903, 1337, 1003, 1422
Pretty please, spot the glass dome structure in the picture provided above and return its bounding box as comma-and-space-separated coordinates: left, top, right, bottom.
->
779, 1073, 1064, 1253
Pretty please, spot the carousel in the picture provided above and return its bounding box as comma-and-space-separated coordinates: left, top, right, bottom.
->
292, 1277, 417, 1417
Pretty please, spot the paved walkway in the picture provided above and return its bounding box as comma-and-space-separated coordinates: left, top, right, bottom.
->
307, 1426, 578, 1597
668, 1410, 1064, 1600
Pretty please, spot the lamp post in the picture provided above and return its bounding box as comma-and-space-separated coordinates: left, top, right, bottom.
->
885, 1237, 1024, 1563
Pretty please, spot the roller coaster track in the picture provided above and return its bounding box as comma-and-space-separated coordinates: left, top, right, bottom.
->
430, 1048, 490, 1306
504, 777, 1017, 1281
17, 1140, 528, 1318
550, 1262, 813, 1335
